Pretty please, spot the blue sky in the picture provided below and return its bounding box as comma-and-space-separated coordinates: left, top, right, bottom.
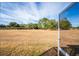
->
60, 2, 79, 27
0, 2, 71, 25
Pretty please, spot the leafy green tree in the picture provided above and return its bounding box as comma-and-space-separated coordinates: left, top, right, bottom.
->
27, 23, 38, 29
19, 24, 28, 29
60, 18, 72, 30
48, 20, 58, 30
27, 23, 34, 29
38, 18, 50, 29
9, 22, 20, 27
38, 18, 57, 29
32, 24, 38, 29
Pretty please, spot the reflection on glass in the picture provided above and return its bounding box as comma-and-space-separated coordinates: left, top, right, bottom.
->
59, 2, 79, 56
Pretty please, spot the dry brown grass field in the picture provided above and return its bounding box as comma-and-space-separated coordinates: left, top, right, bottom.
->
0, 30, 58, 56
60, 30, 79, 47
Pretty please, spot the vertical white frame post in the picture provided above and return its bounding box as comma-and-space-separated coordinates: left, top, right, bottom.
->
58, 14, 60, 56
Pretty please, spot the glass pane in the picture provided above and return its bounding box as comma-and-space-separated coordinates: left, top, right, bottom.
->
59, 2, 79, 56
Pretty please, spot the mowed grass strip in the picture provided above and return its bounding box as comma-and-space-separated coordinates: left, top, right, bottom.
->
0, 30, 58, 56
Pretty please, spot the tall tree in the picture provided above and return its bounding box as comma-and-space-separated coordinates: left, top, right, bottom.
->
38, 18, 50, 29
38, 18, 57, 29
9, 22, 20, 27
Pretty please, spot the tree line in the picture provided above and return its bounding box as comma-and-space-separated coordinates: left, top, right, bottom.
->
0, 18, 57, 30
0, 17, 79, 30
60, 18, 79, 30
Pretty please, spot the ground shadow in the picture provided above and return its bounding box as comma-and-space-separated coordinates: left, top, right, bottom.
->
40, 45, 79, 56
40, 47, 58, 56
60, 45, 79, 56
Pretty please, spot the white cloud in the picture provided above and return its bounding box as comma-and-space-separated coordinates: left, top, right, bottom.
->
0, 2, 71, 24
